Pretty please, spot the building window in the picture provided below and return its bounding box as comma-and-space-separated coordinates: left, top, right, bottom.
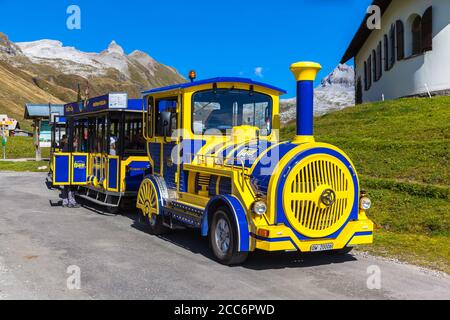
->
396, 20, 405, 60
389, 24, 396, 69
384, 34, 389, 71
367, 55, 372, 90
412, 16, 422, 55
422, 6, 433, 52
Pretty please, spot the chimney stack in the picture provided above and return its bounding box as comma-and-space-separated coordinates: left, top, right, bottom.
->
290, 61, 322, 144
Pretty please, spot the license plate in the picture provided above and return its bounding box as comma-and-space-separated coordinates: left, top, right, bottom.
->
311, 243, 334, 252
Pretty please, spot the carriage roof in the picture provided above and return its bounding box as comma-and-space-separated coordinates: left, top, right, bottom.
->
64, 93, 143, 117
142, 77, 287, 96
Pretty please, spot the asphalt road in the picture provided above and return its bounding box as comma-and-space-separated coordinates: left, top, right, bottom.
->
0, 171, 449, 300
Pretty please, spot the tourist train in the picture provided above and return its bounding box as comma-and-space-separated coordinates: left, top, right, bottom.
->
52, 62, 374, 264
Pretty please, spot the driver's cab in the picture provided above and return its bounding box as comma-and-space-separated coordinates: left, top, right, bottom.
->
142, 78, 286, 207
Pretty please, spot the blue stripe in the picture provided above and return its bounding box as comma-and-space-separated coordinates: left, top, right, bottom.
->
250, 233, 300, 251
345, 232, 373, 247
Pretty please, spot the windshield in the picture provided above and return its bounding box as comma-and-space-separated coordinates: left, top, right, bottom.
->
192, 89, 272, 135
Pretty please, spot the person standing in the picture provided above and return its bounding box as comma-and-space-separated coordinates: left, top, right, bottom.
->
61, 136, 80, 208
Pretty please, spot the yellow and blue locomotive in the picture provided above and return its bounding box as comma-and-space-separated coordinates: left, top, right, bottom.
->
138, 62, 373, 265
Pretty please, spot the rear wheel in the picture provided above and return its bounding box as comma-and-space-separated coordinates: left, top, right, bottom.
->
138, 179, 168, 235
209, 207, 248, 265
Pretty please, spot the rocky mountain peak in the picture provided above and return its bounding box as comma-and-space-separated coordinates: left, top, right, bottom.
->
0, 32, 24, 59
104, 40, 125, 55
320, 63, 354, 88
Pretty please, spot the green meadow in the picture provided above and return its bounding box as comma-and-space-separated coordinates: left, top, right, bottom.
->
282, 96, 450, 272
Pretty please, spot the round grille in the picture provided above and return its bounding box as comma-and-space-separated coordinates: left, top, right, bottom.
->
282, 154, 355, 238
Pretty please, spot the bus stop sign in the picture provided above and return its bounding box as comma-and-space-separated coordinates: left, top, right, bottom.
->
1, 136, 6, 146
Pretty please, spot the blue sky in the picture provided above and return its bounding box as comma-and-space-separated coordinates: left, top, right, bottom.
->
0, 0, 372, 98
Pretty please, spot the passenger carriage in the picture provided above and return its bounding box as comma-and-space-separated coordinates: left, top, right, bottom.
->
137, 62, 374, 265
52, 93, 150, 210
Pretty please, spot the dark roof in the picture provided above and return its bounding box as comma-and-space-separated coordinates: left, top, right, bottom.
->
142, 77, 287, 95
341, 0, 393, 63
24, 104, 65, 119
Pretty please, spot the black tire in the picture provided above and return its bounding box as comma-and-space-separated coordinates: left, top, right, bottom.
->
145, 212, 168, 235
326, 247, 354, 255
209, 207, 248, 265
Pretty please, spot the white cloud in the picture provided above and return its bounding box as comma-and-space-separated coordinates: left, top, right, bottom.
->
254, 67, 264, 78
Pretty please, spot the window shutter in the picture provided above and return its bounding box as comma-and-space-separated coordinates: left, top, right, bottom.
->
364, 61, 368, 91
377, 42, 382, 79
390, 24, 396, 69
384, 35, 389, 71
372, 50, 377, 82
396, 20, 405, 60
422, 6, 433, 52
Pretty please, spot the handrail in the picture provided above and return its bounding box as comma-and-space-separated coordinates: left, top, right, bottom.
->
186, 153, 247, 188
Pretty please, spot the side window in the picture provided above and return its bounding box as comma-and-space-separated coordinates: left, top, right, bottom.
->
155, 98, 178, 137
123, 114, 146, 155
147, 96, 154, 138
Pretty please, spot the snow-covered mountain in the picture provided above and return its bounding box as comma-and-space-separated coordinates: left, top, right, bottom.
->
280, 64, 355, 123
15, 39, 182, 82
0, 32, 185, 122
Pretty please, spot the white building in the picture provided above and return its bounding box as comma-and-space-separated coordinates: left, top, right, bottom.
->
341, 0, 450, 103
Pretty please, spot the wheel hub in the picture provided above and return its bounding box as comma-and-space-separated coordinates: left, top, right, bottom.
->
215, 218, 231, 254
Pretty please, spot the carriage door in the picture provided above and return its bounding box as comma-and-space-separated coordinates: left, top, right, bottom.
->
107, 115, 120, 192
155, 97, 180, 191
70, 119, 89, 185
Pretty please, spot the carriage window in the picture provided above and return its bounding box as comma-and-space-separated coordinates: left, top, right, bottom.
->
109, 117, 121, 156
155, 98, 178, 137
192, 89, 272, 135
123, 114, 146, 155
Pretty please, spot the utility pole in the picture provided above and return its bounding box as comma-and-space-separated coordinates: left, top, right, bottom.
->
35, 118, 42, 161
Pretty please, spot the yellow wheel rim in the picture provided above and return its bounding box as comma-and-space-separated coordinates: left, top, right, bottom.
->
137, 179, 159, 217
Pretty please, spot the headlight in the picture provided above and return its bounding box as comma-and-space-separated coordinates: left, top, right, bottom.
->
360, 197, 372, 210
253, 201, 267, 216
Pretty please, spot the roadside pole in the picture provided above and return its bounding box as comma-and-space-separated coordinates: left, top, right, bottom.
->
35, 119, 42, 161
1, 134, 6, 160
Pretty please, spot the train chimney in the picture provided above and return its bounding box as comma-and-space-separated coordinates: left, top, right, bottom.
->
290, 61, 322, 144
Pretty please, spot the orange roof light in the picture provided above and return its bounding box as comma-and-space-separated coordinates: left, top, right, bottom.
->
189, 70, 197, 82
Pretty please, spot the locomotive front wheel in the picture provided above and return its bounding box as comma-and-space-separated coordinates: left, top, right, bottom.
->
209, 207, 248, 266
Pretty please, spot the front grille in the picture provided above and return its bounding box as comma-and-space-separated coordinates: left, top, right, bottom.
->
283, 155, 354, 238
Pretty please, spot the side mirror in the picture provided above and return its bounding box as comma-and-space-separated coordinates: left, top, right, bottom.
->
160, 111, 172, 138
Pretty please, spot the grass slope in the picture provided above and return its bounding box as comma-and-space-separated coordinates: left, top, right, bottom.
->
281, 96, 450, 273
